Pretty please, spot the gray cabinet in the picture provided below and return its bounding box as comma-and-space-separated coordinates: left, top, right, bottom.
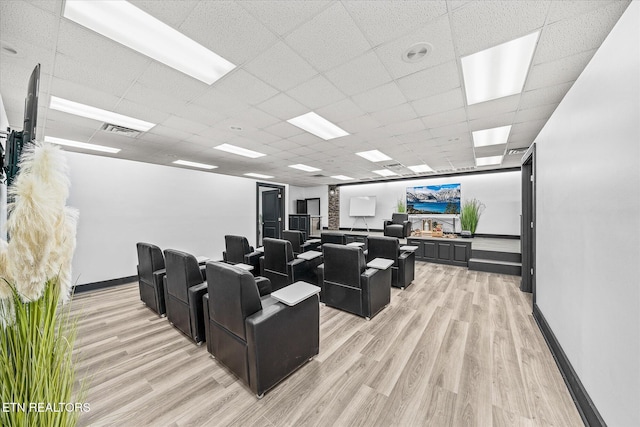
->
407, 237, 471, 267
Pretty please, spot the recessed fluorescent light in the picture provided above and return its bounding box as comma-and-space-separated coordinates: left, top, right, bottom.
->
407, 164, 433, 173
289, 164, 321, 172
331, 175, 353, 181
472, 125, 512, 147
45, 136, 120, 153
356, 150, 392, 162
63, 0, 235, 84
244, 173, 274, 179
372, 169, 398, 177
173, 160, 217, 170
50, 96, 155, 132
214, 143, 265, 158
287, 112, 349, 140
461, 31, 539, 105
475, 155, 503, 166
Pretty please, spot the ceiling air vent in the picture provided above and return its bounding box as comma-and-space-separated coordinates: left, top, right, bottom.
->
382, 162, 405, 170
101, 123, 142, 137
507, 148, 528, 155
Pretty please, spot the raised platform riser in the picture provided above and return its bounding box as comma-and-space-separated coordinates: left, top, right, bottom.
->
471, 249, 521, 263
468, 260, 522, 276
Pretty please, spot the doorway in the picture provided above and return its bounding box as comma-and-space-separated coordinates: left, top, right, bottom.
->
256, 183, 285, 246
521, 144, 536, 301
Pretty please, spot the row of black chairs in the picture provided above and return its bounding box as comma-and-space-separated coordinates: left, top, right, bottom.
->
137, 242, 319, 398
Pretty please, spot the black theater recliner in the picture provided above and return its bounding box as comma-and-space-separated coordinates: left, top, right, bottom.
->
163, 249, 208, 344
203, 262, 319, 398
260, 238, 317, 291
320, 231, 347, 245
223, 235, 261, 273
282, 230, 318, 255
366, 236, 415, 289
383, 213, 411, 238
319, 244, 391, 320
136, 242, 167, 316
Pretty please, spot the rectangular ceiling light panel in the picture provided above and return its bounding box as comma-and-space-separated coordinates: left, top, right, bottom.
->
244, 172, 274, 179
331, 175, 353, 180
64, 0, 235, 84
461, 31, 539, 105
289, 164, 321, 172
45, 136, 121, 153
356, 150, 392, 162
173, 160, 217, 169
372, 169, 397, 177
287, 112, 349, 140
472, 125, 512, 147
214, 143, 265, 158
475, 155, 503, 166
50, 96, 155, 131
407, 164, 433, 173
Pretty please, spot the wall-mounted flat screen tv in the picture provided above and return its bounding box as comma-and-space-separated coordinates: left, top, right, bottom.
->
407, 184, 461, 214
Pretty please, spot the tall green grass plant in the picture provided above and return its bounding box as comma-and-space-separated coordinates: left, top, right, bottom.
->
460, 199, 485, 235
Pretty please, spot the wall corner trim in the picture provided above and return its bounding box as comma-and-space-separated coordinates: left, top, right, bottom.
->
533, 303, 607, 427
72, 275, 138, 294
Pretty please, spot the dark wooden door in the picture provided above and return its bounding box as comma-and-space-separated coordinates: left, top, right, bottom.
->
262, 189, 281, 240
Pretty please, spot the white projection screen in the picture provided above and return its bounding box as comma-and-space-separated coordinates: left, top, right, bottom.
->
349, 196, 376, 217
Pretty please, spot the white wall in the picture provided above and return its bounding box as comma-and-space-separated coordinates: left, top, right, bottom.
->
0, 94, 8, 241
339, 171, 521, 235
535, 2, 639, 426
289, 185, 329, 228
65, 152, 262, 286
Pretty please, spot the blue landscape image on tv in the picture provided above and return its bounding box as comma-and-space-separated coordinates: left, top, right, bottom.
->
406, 183, 461, 214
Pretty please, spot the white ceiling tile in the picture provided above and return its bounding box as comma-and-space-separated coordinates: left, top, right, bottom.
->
287, 132, 324, 146
171, 104, 227, 128
315, 98, 366, 124
264, 121, 305, 139
232, 107, 280, 130
430, 121, 470, 138
53, 53, 137, 97
337, 114, 380, 134
113, 99, 170, 125
123, 83, 189, 115
286, 75, 346, 110
510, 119, 546, 137
475, 145, 507, 157
396, 61, 461, 101
48, 77, 121, 110
343, 1, 448, 46
374, 14, 456, 80
526, 49, 597, 90
451, 1, 549, 56
514, 104, 559, 124
520, 81, 574, 109
324, 51, 393, 96
370, 103, 418, 126
240, 1, 331, 36
423, 107, 467, 128
160, 115, 209, 135
284, 2, 372, 72
352, 82, 408, 112
546, 1, 619, 24
244, 42, 318, 92
135, 62, 210, 103
179, 1, 278, 65
208, 69, 279, 106
241, 129, 281, 145
534, 1, 630, 64
411, 88, 465, 117
55, 21, 151, 79
468, 112, 516, 131
267, 139, 301, 151
190, 87, 250, 117
0, 1, 57, 50
256, 93, 308, 121
466, 94, 521, 120
129, 0, 200, 28
147, 124, 192, 141
382, 118, 427, 137
396, 130, 434, 145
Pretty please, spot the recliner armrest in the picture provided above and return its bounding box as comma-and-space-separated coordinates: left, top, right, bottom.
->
360, 267, 391, 318
222, 251, 228, 262
383, 220, 393, 228
255, 276, 272, 296
199, 265, 207, 280
188, 282, 208, 343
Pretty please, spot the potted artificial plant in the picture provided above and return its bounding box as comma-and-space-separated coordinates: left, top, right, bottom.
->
0, 142, 83, 426
460, 198, 485, 237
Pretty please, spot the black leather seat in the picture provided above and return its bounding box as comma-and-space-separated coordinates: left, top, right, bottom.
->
319, 244, 391, 320
136, 242, 167, 316
384, 213, 411, 238
282, 230, 318, 255
321, 231, 347, 245
163, 249, 208, 344
366, 236, 415, 289
260, 238, 317, 291
203, 262, 319, 398
223, 235, 261, 273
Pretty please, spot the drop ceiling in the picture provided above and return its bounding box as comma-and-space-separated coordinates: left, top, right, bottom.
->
0, 0, 631, 186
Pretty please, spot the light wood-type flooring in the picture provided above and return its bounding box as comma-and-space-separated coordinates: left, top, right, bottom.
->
71, 262, 583, 426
